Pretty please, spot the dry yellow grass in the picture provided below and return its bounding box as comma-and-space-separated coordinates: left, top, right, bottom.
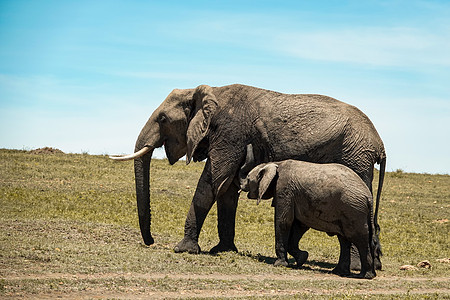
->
1, 149, 449, 299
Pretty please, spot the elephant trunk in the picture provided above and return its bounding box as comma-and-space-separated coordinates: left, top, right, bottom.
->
110, 109, 166, 246
132, 115, 163, 246
134, 147, 155, 246
109, 144, 155, 245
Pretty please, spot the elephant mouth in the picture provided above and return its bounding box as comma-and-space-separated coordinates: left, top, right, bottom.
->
162, 140, 179, 165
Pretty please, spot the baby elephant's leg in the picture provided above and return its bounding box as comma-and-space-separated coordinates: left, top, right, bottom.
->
274, 199, 294, 267
333, 235, 352, 276
287, 220, 309, 267
352, 235, 376, 279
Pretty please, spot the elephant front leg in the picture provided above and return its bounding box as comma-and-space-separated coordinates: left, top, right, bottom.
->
209, 182, 240, 254
274, 200, 294, 267
288, 220, 309, 268
174, 160, 215, 254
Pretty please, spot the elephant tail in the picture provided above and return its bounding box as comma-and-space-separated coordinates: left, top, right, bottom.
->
374, 152, 386, 235
367, 193, 379, 272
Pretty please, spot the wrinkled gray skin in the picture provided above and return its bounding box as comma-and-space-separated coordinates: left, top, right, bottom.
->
242, 159, 378, 279
121, 84, 385, 267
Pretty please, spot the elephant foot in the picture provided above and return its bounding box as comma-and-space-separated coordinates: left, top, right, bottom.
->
332, 265, 351, 277
274, 258, 289, 267
350, 270, 376, 280
143, 235, 155, 246
292, 250, 309, 267
173, 237, 201, 254
209, 241, 238, 254
374, 256, 382, 270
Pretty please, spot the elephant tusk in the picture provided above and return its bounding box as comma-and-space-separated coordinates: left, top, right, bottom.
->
109, 146, 152, 161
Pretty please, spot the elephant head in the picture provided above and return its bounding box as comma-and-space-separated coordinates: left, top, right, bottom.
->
239, 143, 275, 203
110, 85, 218, 245
245, 163, 278, 204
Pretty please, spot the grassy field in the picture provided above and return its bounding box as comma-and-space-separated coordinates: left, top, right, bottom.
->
0, 148, 449, 299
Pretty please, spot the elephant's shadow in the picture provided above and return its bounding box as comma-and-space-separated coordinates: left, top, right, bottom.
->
236, 251, 336, 274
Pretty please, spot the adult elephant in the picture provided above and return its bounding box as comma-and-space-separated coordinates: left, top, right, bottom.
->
111, 84, 386, 262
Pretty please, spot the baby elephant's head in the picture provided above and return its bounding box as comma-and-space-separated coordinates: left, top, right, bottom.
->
245, 163, 278, 204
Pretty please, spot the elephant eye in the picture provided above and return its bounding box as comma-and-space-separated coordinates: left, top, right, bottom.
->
159, 114, 168, 123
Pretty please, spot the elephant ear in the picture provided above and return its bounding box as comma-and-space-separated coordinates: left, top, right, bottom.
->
186, 85, 218, 164
257, 163, 278, 204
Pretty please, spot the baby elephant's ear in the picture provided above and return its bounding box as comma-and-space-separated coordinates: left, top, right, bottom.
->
258, 163, 278, 204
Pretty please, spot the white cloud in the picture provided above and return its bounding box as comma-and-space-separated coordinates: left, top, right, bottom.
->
110, 71, 199, 81
159, 9, 450, 69
275, 27, 450, 67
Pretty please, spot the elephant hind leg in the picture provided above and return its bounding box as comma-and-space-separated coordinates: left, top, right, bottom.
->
349, 245, 361, 271
373, 234, 383, 270
288, 220, 309, 267
350, 235, 376, 280
333, 235, 352, 276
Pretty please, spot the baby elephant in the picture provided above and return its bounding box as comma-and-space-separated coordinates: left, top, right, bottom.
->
243, 160, 377, 279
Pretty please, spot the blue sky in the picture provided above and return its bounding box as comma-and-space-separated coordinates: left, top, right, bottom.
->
1, 1, 449, 174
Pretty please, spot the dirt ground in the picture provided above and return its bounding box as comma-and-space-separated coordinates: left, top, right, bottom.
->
1, 220, 449, 299
2, 272, 450, 299
29, 147, 65, 155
